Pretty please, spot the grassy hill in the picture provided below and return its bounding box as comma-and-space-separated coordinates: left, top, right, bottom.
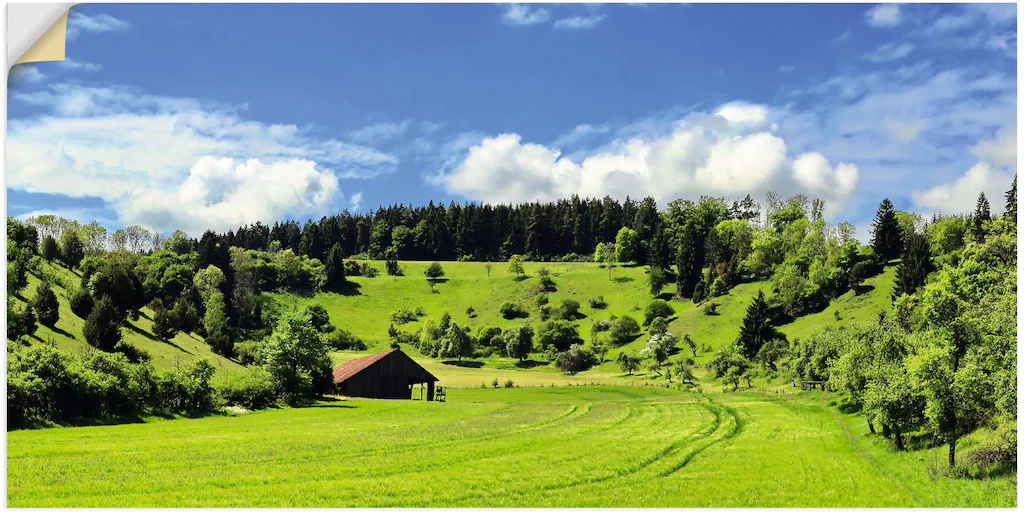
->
8, 385, 1012, 507
12, 261, 243, 373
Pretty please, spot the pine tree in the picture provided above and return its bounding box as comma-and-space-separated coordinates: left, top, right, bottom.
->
31, 281, 59, 327
40, 236, 59, 262
152, 303, 179, 342
736, 290, 782, 360
972, 192, 992, 243
83, 294, 122, 351
870, 198, 903, 262
1006, 174, 1017, 224
892, 232, 933, 298
325, 243, 347, 289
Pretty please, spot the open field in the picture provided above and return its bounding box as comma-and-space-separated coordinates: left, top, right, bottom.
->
7, 386, 1013, 507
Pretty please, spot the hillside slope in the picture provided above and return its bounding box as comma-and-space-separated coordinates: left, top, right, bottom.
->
12, 262, 243, 373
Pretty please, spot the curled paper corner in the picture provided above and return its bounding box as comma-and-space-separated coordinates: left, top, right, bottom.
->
9, 3, 75, 69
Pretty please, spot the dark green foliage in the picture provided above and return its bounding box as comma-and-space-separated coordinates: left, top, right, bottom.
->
643, 299, 674, 325
59, 231, 86, 268
893, 232, 934, 298
40, 236, 59, 262
649, 316, 668, 336
31, 281, 60, 327
391, 308, 417, 324
70, 286, 94, 318
1005, 175, 1016, 223
736, 291, 785, 360
871, 198, 903, 262
608, 315, 640, 346
170, 296, 199, 333
476, 326, 503, 348
555, 298, 581, 320
326, 329, 367, 351
87, 257, 146, 318
615, 352, 641, 375
848, 261, 868, 295
304, 304, 333, 333
385, 247, 402, 276
7, 255, 28, 296
154, 359, 218, 414
152, 303, 179, 342
324, 243, 347, 289
499, 301, 528, 319
503, 323, 534, 361
971, 192, 992, 243
555, 344, 596, 374
83, 295, 122, 351
703, 301, 719, 316
213, 367, 279, 410
588, 295, 607, 309
646, 266, 668, 296
424, 261, 445, 280
7, 299, 37, 341
537, 320, 581, 351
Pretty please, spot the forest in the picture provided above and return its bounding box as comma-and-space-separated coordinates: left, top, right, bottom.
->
6, 177, 1017, 477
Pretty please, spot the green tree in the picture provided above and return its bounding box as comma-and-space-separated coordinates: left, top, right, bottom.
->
594, 242, 616, 279
262, 309, 332, 402
537, 320, 581, 351
683, 333, 697, 358
83, 295, 122, 351
970, 192, 992, 243
643, 299, 674, 325
504, 323, 534, 362
152, 302, 179, 343
193, 265, 226, 301
647, 266, 668, 296
1005, 174, 1016, 223
507, 254, 525, 278
608, 315, 640, 346
69, 286, 94, 318
384, 246, 402, 276
31, 281, 59, 327
171, 296, 199, 333
736, 290, 785, 360
615, 352, 641, 375
614, 227, 639, 263
870, 198, 903, 262
425, 261, 445, 280
40, 236, 58, 262
324, 243, 347, 289
59, 230, 85, 268
893, 231, 933, 298
203, 291, 232, 355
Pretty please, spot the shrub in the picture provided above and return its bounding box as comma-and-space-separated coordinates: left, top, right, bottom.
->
556, 299, 581, 320
608, 315, 641, 346
555, 343, 597, 374
649, 317, 668, 336
304, 304, 334, 333
537, 266, 550, 277
114, 341, 151, 364
711, 276, 729, 297
537, 275, 556, 293
703, 302, 720, 316
391, 308, 417, 324
40, 236, 59, 261
591, 319, 612, 334
424, 262, 445, 280
70, 286, 94, 318
154, 358, 218, 414
476, 326, 503, 348
84, 295, 122, 351
588, 296, 607, 309
537, 320, 581, 351
213, 367, 278, 410
466, 306, 477, 318
539, 305, 551, 321
499, 301, 528, 319
503, 379, 515, 388
326, 329, 367, 351
359, 263, 379, 278
535, 294, 549, 306
31, 281, 60, 327
643, 299, 675, 325
415, 306, 426, 317
492, 378, 500, 388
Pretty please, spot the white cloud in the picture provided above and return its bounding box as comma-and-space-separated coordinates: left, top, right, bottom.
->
8, 83, 398, 234
884, 118, 926, 142
863, 42, 914, 62
435, 103, 859, 218
349, 192, 364, 212
501, 4, 550, 26
66, 11, 131, 41
57, 59, 102, 72
552, 123, 611, 149
865, 4, 903, 28
553, 15, 607, 30
349, 119, 412, 144
9, 65, 45, 85
970, 125, 1017, 168
911, 162, 1014, 215
779, 65, 795, 74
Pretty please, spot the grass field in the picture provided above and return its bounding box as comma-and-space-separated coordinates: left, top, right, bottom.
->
7, 386, 1013, 507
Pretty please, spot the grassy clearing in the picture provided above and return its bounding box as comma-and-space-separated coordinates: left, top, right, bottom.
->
7, 386, 1012, 507
13, 262, 243, 373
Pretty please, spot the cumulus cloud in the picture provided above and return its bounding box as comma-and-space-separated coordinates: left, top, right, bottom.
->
66, 11, 131, 41
911, 125, 1016, 215
863, 42, 914, 62
553, 15, 607, 30
435, 103, 859, 218
865, 4, 903, 28
8, 83, 398, 234
501, 4, 550, 26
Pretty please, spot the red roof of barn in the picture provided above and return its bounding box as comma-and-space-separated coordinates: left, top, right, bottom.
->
332, 348, 398, 383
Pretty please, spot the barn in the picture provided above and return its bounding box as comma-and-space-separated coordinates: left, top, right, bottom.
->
332, 348, 440, 400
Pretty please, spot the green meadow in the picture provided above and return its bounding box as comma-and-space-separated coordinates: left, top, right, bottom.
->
8, 386, 1013, 508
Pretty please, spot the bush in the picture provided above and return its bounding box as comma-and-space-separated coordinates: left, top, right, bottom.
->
84, 295, 122, 351
492, 378, 500, 388
539, 305, 551, 321
537, 266, 550, 277
555, 343, 597, 374
326, 329, 367, 351
499, 301, 528, 319
391, 309, 417, 324
711, 276, 729, 297
556, 299, 581, 320
649, 317, 668, 336
476, 326, 503, 348
588, 296, 607, 309
535, 294, 549, 307
213, 367, 278, 410
31, 281, 60, 327
70, 286, 94, 318
154, 359, 218, 415
415, 306, 426, 317
466, 306, 477, 318
703, 302, 720, 316
643, 299, 675, 325
537, 275, 556, 292
608, 315, 641, 346
537, 320, 581, 351
424, 262, 445, 280
503, 379, 515, 388
304, 304, 334, 333
40, 236, 59, 262
591, 319, 612, 334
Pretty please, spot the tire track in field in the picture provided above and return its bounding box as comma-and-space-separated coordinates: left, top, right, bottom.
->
655, 399, 742, 477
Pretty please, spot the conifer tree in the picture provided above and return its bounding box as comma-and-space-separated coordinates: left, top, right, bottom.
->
83, 294, 122, 351
736, 290, 783, 360
971, 192, 992, 243
1006, 174, 1017, 224
870, 198, 903, 262
31, 281, 59, 327
892, 232, 933, 298
325, 243, 347, 289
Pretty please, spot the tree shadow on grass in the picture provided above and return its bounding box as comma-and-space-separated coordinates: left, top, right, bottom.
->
612, 276, 634, 284
514, 359, 547, 369
852, 285, 875, 296
47, 325, 76, 339
442, 360, 484, 368
125, 322, 158, 341
514, 275, 530, 282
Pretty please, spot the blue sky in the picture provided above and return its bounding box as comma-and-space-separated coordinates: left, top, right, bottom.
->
7, 3, 1017, 239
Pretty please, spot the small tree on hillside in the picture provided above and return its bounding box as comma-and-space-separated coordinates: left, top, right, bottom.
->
263, 309, 332, 402
594, 243, 617, 280
508, 254, 525, 278
615, 352, 641, 375
870, 198, 903, 262
848, 261, 868, 295
614, 227, 639, 264
736, 290, 784, 360
40, 236, 59, 262
84, 295, 122, 351
683, 333, 697, 358
152, 302, 179, 342
425, 261, 445, 280
31, 281, 59, 327
647, 266, 668, 296
1005, 174, 1017, 224
643, 299, 674, 325
325, 243, 347, 289
69, 286, 94, 318
59, 230, 85, 269
504, 322, 534, 362
893, 232, 933, 298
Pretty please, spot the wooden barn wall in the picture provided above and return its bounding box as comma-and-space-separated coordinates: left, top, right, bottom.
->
338, 351, 437, 400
